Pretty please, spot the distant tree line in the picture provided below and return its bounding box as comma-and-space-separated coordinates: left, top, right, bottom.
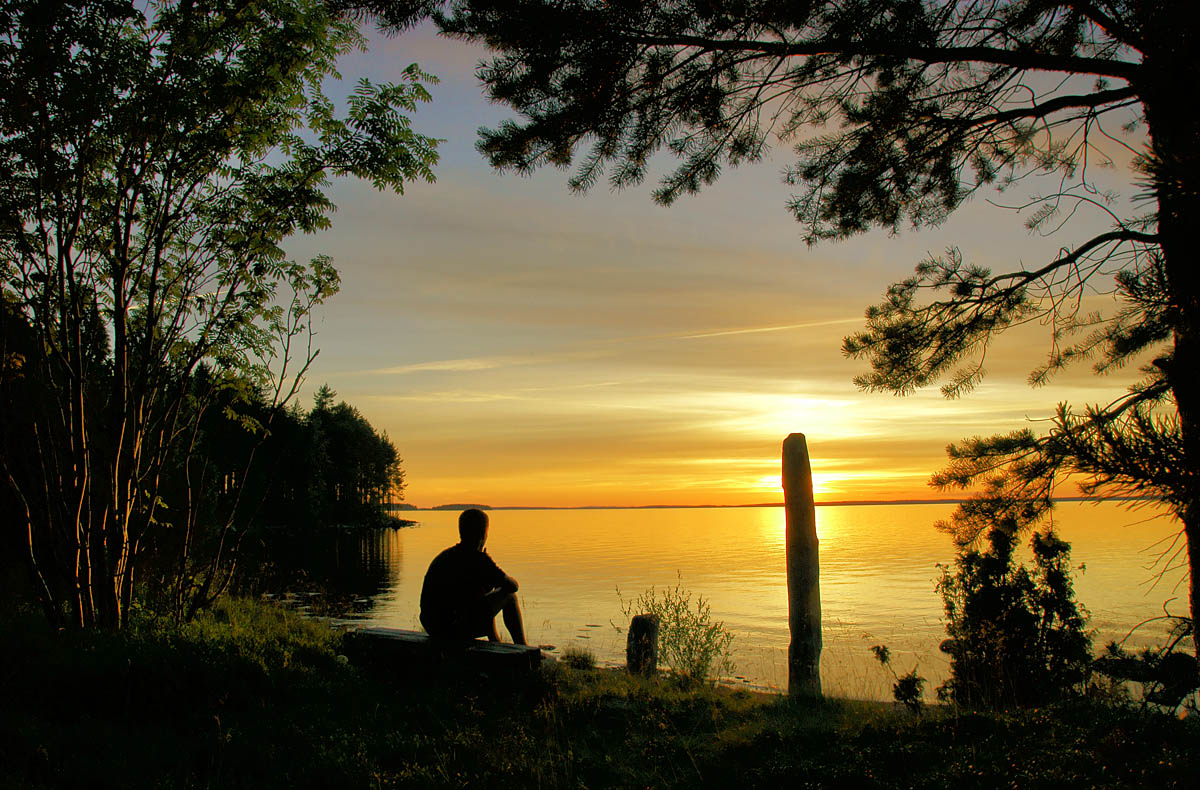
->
267, 384, 406, 529
146, 378, 406, 539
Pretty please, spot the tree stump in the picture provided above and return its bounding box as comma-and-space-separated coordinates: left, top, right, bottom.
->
626, 613, 660, 675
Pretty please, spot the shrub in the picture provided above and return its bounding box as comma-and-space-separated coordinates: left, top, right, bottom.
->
937, 528, 1092, 707
618, 576, 735, 684
871, 644, 926, 714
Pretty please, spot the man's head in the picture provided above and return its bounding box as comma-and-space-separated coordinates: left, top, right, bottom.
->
458, 508, 489, 549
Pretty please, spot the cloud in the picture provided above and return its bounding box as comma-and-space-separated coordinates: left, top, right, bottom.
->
367, 357, 515, 374
676, 318, 863, 340
358, 348, 613, 376
365, 391, 520, 404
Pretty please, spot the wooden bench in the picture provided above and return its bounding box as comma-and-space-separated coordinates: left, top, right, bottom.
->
345, 626, 546, 680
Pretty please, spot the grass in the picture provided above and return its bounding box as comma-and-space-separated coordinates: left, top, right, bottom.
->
1, 598, 1196, 788
560, 645, 598, 670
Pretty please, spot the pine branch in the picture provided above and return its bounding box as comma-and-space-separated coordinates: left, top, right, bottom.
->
622, 33, 1140, 82
963, 86, 1139, 127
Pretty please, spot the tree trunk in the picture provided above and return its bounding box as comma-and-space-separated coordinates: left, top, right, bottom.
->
1188, 506, 1200, 661
1138, 4, 1200, 661
783, 433, 821, 697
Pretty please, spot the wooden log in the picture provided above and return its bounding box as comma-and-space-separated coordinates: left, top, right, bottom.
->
626, 613, 660, 675
346, 627, 544, 679
783, 433, 822, 698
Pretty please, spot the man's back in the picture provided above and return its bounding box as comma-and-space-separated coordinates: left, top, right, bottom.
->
419, 508, 526, 644
419, 543, 508, 635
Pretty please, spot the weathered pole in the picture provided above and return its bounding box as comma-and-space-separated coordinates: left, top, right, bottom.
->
783, 433, 821, 697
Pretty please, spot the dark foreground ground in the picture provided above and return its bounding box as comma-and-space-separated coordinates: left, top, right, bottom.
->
1, 599, 1195, 789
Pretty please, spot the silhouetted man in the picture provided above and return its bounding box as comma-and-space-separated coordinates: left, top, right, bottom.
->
419, 508, 527, 644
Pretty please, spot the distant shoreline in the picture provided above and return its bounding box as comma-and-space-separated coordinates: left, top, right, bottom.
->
387, 496, 1150, 512
479, 499, 959, 510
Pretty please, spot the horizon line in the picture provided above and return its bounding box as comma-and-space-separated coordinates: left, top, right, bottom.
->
391, 498, 958, 511
390, 495, 1154, 512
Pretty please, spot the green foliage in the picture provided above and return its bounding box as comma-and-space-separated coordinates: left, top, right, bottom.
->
937, 528, 1093, 707
871, 644, 926, 714
172, 597, 345, 672
0, 0, 437, 628
619, 577, 735, 684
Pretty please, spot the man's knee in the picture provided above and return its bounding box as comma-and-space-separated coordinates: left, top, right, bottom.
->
484, 588, 517, 615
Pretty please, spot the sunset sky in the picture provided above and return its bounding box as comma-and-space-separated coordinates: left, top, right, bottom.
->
282, 23, 1142, 508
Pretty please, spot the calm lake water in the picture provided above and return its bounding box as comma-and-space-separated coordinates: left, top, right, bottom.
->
263, 501, 1186, 699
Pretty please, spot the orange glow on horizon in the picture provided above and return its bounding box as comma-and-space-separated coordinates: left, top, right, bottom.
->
400, 463, 950, 510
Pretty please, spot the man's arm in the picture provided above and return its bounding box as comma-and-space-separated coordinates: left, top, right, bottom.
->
480, 550, 518, 595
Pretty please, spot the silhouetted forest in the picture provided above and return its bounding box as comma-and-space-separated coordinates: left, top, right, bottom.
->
2, 288, 404, 615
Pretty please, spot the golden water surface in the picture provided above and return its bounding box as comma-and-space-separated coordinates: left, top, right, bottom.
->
356, 501, 1183, 698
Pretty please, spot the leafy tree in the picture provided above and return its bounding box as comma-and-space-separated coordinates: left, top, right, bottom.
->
353, 0, 1200, 656
140, 366, 281, 620
0, 0, 438, 628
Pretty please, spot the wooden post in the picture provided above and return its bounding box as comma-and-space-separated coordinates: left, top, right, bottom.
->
626, 613, 660, 675
783, 433, 822, 698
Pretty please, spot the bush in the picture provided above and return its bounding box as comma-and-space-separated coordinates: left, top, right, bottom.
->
937, 528, 1092, 707
618, 577, 734, 684
871, 644, 926, 714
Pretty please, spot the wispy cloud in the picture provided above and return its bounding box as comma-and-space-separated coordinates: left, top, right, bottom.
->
365, 391, 520, 404
676, 317, 862, 340
367, 357, 518, 374
358, 349, 611, 376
